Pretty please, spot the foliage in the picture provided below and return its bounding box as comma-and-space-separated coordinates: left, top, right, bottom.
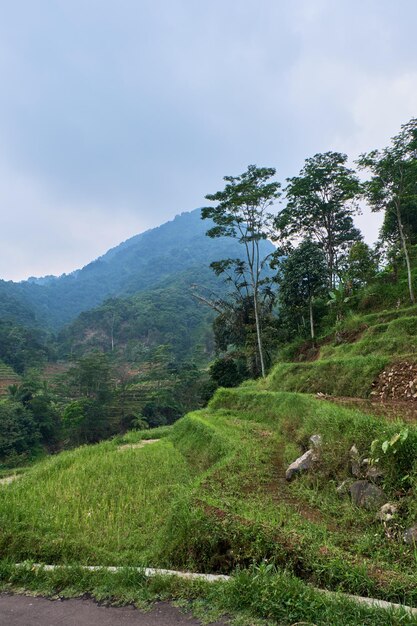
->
202, 164, 281, 377
0, 320, 53, 374
343, 241, 379, 290
8, 377, 61, 450
210, 292, 279, 378
277, 240, 328, 339
276, 151, 362, 288
209, 356, 248, 388
358, 118, 417, 303
0, 400, 39, 465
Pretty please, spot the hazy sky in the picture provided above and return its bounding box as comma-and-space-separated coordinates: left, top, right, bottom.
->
1, 0, 417, 281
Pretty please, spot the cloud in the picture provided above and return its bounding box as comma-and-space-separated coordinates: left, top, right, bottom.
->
0, 0, 416, 278
0, 160, 149, 280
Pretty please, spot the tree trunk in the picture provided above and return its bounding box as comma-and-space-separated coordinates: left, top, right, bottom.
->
253, 289, 266, 378
309, 297, 315, 340
396, 203, 415, 304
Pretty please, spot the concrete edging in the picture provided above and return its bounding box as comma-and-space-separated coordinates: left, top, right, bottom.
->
15, 563, 417, 616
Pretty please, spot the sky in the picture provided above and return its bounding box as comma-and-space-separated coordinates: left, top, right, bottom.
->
1, 1, 417, 281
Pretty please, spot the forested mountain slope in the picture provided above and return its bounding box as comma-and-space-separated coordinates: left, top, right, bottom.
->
1, 209, 274, 330
57, 268, 221, 362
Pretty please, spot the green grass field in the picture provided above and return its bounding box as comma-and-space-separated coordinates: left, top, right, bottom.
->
2, 387, 417, 614
264, 302, 417, 398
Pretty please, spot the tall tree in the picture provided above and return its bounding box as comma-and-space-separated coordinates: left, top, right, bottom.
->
343, 241, 378, 290
276, 152, 362, 288
202, 165, 281, 377
278, 240, 327, 340
358, 118, 417, 304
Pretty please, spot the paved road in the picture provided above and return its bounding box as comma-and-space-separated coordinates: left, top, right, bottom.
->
0, 594, 228, 626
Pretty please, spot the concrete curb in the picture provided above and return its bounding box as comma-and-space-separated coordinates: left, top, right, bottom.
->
15, 563, 417, 616
16, 562, 230, 583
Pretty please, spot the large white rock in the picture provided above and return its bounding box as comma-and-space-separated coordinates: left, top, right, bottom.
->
285, 449, 315, 481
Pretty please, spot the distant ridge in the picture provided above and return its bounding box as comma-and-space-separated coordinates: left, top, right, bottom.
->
0, 209, 275, 330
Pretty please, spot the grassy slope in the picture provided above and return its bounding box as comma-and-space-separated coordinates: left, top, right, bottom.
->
2, 390, 417, 608
266, 303, 417, 398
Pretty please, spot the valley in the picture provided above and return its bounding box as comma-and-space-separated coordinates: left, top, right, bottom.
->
0, 148, 417, 624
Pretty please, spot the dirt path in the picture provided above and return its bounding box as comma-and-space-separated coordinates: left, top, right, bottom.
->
317, 394, 417, 422
0, 475, 20, 486
0, 594, 228, 626
118, 439, 160, 451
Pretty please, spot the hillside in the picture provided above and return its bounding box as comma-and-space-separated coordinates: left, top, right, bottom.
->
2, 272, 417, 622
0, 209, 274, 330
2, 386, 417, 623
264, 304, 417, 409
56, 268, 220, 363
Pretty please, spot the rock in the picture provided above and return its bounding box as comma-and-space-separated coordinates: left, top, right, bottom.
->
309, 434, 322, 449
376, 502, 398, 522
404, 526, 417, 545
285, 449, 315, 481
350, 445, 361, 478
336, 479, 352, 497
366, 465, 384, 483
350, 480, 386, 510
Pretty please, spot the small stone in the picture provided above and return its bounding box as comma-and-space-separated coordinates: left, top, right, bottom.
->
350, 445, 361, 478
309, 434, 322, 449
376, 502, 398, 522
366, 465, 384, 484
336, 479, 352, 497
350, 480, 386, 510
404, 526, 417, 545
285, 449, 315, 481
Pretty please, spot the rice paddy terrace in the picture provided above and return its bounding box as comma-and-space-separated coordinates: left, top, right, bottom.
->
2, 303, 417, 624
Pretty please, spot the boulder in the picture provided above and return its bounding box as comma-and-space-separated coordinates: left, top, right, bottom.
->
403, 526, 417, 545
285, 449, 315, 481
350, 480, 386, 510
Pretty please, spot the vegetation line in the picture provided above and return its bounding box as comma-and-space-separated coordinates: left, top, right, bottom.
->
16, 562, 230, 583
318, 589, 417, 617
16, 563, 417, 616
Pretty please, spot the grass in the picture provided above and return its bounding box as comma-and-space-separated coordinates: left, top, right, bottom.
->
0, 434, 191, 565
3, 389, 417, 608
319, 316, 417, 361
264, 355, 389, 397
264, 301, 417, 398
0, 562, 414, 626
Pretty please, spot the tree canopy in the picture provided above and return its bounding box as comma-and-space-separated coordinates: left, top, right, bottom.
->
358, 118, 417, 303
276, 152, 362, 288
202, 164, 281, 377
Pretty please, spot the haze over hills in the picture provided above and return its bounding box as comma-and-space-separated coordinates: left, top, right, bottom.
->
0, 209, 275, 331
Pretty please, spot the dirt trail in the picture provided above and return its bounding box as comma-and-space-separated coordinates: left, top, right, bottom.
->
118, 439, 160, 451
0, 475, 20, 486
0, 594, 228, 626
317, 394, 417, 422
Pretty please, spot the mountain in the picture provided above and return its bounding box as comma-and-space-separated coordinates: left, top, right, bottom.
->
0, 209, 275, 331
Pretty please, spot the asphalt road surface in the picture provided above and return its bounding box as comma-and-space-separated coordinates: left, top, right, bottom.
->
0, 594, 228, 626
